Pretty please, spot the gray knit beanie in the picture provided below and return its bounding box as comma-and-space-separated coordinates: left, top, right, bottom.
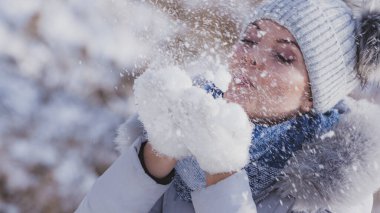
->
240, 0, 380, 113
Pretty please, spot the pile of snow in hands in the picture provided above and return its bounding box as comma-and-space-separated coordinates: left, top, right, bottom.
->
133, 66, 253, 174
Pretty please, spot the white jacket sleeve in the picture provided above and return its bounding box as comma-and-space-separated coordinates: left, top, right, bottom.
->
191, 170, 257, 213
75, 137, 171, 213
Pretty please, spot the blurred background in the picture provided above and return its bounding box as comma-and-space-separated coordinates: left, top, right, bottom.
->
0, 0, 259, 212
0, 0, 379, 212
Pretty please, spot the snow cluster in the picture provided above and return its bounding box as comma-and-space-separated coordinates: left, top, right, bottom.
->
134, 66, 253, 174
133, 66, 193, 158
185, 55, 232, 92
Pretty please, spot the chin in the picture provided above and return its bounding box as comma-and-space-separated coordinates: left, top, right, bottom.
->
247, 109, 294, 125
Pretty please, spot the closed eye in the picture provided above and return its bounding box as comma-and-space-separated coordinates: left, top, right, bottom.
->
275, 53, 295, 65
240, 39, 258, 47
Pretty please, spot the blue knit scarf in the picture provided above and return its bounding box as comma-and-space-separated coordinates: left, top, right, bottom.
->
173, 81, 343, 203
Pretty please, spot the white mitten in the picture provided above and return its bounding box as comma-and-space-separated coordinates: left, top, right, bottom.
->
176, 87, 253, 174
134, 65, 253, 174
133, 66, 192, 159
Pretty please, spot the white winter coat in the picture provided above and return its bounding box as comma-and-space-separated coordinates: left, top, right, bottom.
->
75, 97, 380, 213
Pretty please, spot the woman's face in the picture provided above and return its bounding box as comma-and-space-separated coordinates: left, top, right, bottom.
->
224, 19, 313, 124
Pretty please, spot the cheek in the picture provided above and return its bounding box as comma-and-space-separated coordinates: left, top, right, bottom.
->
271, 70, 307, 103
253, 69, 307, 104
229, 47, 245, 67
229, 45, 258, 70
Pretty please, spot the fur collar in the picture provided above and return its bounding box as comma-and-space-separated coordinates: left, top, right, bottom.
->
114, 97, 380, 212
271, 97, 380, 212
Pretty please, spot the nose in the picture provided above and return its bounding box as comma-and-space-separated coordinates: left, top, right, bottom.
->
245, 49, 265, 70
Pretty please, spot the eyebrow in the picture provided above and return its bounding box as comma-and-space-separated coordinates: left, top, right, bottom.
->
276, 38, 301, 51
249, 22, 301, 51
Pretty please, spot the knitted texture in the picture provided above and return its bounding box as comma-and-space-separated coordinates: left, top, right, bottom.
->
239, 0, 360, 113
173, 82, 342, 203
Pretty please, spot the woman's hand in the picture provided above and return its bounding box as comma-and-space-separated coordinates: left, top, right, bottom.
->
133, 66, 192, 159
143, 142, 177, 178
176, 87, 253, 174
205, 171, 236, 186
143, 141, 237, 187
134, 66, 252, 176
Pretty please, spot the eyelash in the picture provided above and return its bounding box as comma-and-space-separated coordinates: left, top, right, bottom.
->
240, 39, 295, 65
275, 53, 295, 65
240, 39, 258, 46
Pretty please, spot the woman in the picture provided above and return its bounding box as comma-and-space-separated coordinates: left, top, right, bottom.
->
76, 0, 380, 212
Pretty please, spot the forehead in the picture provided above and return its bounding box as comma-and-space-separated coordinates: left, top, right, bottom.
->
244, 19, 295, 40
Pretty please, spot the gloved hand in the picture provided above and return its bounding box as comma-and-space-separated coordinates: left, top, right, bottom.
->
133, 66, 192, 159
133, 66, 253, 174
176, 86, 253, 174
